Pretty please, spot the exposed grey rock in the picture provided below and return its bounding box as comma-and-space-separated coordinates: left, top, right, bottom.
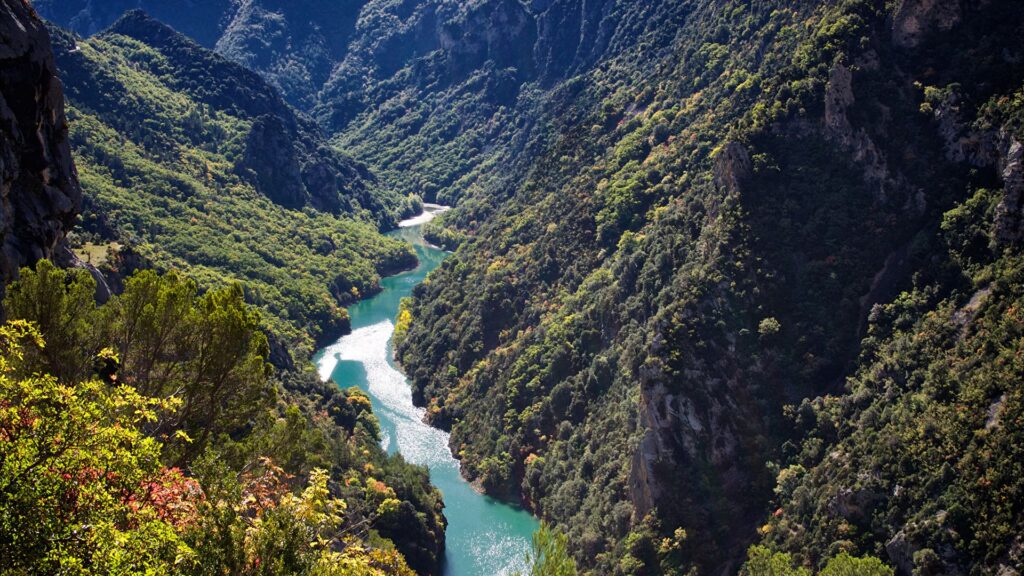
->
713, 141, 751, 197
893, 0, 962, 49
831, 484, 884, 524
886, 529, 917, 575
931, 88, 999, 166
0, 0, 82, 288
996, 536, 1023, 576
824, 62, 856, 141
630, 326, 745, 524
887, 512, 968, 576
994, 139, 1024, 246
59, 246, 111, 303
824, 62, 895, 200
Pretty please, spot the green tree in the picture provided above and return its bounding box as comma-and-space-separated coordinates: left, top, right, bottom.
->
758, 317, 782, 337
4, 260, 98, 382
104, 269, 198, 398
742, 546, 810, 576
164, 283, 274, 462
518, 523, 578, 576
5, 263, 274, 465
743, 546, 893, 576
0, 321, 192, 573
820, 553, 893, 576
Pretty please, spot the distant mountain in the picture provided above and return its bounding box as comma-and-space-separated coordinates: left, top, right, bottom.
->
31, 0, 231, 45
34, 0, 363, 111
69, 9, 395, 216
33, 1, 684, 209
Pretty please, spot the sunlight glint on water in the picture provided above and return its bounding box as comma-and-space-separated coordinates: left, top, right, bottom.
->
314, 206, 537, 576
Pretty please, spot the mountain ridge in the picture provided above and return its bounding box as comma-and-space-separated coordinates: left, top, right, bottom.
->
47, 10, 419, 359
95, 9, 386, 216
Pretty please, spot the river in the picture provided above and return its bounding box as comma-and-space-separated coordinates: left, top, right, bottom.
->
314, 204, 539, 575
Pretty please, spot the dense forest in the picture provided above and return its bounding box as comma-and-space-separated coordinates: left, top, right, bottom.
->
386, 0, 1023, 574
0, 261, 445, 574
8, 0, 1024, 574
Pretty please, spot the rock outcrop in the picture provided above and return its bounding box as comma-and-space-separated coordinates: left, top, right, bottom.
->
823, 62, 897, 201
713, 141, 752, 197
892, 0, 962, 49
994, 138, 1024, 246
931, 87, 999, 167
0, 0, 81, 287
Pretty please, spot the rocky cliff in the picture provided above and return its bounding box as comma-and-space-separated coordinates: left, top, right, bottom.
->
0, 0, 80, 289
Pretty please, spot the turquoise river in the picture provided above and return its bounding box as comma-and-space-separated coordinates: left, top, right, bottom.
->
313, 205, 539, 575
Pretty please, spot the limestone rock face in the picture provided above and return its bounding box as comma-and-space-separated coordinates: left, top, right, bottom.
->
630, 366, 743, 521
713, 142, 752, 196
0, 0, 81, 285
892, 0, 962, 48
994, 139, 1024, 246
823, 62, 895, 200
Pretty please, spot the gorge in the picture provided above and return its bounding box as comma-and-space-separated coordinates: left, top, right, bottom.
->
2, 0, 1023, 575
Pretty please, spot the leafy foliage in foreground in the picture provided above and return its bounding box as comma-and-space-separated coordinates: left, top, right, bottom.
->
516, 524, 579, 576
0, 321, 189, 573
0, 262, 445, 574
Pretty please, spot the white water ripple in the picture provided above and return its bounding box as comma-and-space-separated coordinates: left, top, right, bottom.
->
399, 203, 451, 228
318, 321, 455, 466
315, 214, 535, 576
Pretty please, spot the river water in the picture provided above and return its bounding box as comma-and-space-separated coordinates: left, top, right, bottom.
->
314, 205, 538, 575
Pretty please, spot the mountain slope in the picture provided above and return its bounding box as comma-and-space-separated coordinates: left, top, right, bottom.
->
48, 13, 419, 355
29, 0, 230, 44
74, 9, 402, 217
27, 0, 1024, 574
34, 0, 705, 213
393, 0, 1024, 573
32, 0, 364, 111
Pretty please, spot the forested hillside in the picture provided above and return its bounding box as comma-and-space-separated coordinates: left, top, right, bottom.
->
34, 0, 362, 111
388, 0, 1024, 574
1, 261, 444, 574
49, 11, 422, 357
